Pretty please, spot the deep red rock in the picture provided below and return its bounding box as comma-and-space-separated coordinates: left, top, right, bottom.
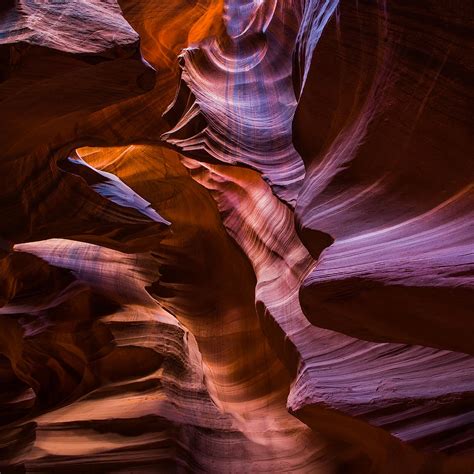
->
0, 1, 472, 472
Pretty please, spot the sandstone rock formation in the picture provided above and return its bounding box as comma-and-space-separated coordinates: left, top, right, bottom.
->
0, 1, 473, 472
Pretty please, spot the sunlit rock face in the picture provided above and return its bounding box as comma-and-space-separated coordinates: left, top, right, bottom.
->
0, 1, 473, 472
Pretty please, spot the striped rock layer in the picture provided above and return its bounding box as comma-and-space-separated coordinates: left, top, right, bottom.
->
0, 1, 473, 472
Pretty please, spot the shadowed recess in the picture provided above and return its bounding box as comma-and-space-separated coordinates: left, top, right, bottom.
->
0, 0, 473, 473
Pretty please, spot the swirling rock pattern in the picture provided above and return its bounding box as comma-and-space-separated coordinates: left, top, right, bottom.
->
0, 0, 473, 472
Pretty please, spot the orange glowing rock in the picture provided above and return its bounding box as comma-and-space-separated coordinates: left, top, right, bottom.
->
0, 0, 473, 472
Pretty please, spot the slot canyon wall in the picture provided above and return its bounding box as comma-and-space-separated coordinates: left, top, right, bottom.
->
0, 0, 473, 472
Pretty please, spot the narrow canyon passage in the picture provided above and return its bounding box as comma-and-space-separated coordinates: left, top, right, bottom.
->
77, 145, 333, 471
7, 144, 331, 471
0, 0, 473, 472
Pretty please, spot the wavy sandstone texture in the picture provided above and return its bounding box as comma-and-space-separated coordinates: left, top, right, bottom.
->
0, 1, 473, 473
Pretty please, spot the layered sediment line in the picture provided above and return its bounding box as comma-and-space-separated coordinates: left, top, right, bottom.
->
0, 0, 473, 472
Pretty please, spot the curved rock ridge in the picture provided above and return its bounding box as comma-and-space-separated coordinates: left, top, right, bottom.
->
2, 146, 332, 472
0, 0, 473, 473
292, 0, 474, 355
162, 0, 338, 205
182, 157, 474, 470
0, 0, 139, 54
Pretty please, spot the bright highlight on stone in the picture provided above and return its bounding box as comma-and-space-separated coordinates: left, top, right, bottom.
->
0, 0, 472, 472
